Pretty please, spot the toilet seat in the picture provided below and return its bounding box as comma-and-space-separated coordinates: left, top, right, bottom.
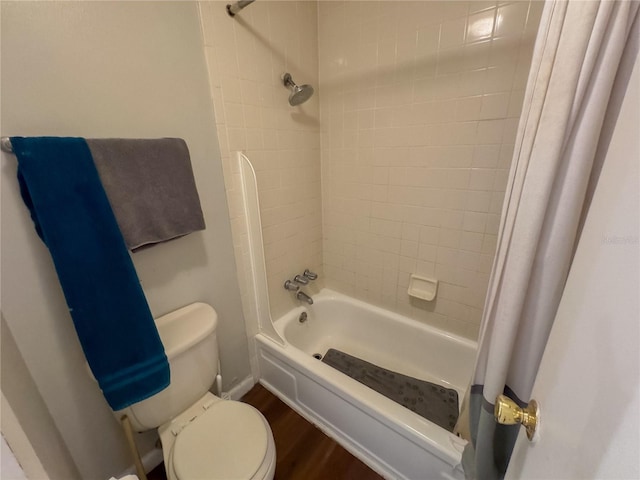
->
169, 400, 275, 480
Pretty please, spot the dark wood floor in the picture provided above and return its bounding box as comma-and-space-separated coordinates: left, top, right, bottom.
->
147, 383, 384, 480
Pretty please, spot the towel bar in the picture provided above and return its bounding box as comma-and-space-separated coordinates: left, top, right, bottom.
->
1, 137, 13, 153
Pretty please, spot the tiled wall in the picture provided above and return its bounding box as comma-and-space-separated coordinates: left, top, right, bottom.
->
199, 1, 543, 341
318, 1, 543, 339
199, 1, 323, 327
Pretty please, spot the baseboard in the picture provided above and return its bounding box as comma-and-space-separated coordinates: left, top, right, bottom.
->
117, 447, 163, 478
226, 375, 256, 400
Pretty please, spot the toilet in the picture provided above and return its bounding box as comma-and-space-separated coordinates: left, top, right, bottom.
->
115, 303, 276, 480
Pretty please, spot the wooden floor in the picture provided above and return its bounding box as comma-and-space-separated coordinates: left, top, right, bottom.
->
147, 383, 384, 480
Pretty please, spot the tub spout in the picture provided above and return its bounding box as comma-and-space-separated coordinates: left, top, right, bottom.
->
296, 291, 313, 305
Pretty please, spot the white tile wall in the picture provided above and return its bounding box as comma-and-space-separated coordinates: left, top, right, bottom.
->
319, 1, 543, 339
199, 1, 323, 324
199, 0, 542, 341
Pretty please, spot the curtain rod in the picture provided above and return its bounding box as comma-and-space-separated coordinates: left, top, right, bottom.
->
1, 137, 13, 153
227, 0, 255, 17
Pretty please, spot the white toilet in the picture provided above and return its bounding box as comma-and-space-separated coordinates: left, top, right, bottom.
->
115, 303, 276, 480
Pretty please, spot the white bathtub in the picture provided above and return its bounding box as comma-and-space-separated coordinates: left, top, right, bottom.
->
255, 289, 477, 480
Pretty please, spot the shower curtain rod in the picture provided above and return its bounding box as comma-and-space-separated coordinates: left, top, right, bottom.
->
227, 0, 255, 17
1, 137, 13, 153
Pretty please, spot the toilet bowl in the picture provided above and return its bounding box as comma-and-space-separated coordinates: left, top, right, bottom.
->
159, 393, 276, 480
106, 303, 275, 480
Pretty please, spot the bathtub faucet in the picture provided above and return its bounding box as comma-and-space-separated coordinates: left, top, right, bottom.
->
284, 280, 299, 292
296, 290, 314, 305
285, 273, 315, 304
303, 269, 318, 281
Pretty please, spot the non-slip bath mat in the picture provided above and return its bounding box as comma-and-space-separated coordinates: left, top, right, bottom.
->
321, 349, 459, 432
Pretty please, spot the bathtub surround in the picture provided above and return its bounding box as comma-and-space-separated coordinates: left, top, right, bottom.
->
193, 7, 543, 475
236, 152, 285, 348
2, 3, 248, 478
198, 1, 323, 372
463, 2, 640, 478
197, 2, 544, 341
199, 1, 323, 317
198, 1, 543, 341
319, 1, 544, 339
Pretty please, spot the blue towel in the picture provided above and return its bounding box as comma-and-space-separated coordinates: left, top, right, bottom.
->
12, 136, 170, 411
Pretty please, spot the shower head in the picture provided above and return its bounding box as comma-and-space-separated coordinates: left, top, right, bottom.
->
283, 73, 314, 106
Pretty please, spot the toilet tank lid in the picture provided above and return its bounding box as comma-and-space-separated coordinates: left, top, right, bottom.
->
155, 303, 218, 359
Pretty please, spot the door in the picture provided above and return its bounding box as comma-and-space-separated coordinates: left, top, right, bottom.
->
505, 51, 639, 479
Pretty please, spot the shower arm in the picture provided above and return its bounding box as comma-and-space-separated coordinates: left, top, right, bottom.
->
283, 73, 296, 89
226, 0, 256, 17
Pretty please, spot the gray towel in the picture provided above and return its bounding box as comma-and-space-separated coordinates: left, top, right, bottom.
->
87, 138, 205, 251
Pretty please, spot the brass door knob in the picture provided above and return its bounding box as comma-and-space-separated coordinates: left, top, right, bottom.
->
494, 394, 539, 441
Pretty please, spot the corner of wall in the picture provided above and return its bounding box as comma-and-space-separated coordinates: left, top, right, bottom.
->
1, 315, 81, 480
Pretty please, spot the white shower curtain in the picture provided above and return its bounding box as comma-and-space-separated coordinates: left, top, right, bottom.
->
459, 1, 639, 479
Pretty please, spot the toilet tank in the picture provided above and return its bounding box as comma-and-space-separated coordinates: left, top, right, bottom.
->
116, 302, 220, 431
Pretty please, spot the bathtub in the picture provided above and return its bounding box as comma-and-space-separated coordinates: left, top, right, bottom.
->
255, 289, 477, 480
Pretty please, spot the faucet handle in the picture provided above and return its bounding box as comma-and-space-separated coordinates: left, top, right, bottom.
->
284, 280, 299, 292
294, 274, 309, 285
303, 269, 318, 281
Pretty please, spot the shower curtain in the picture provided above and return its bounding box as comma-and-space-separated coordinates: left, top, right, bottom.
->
458, 1, 639, 479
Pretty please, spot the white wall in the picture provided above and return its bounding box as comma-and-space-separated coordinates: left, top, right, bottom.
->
1, 2, 249, 478
2, 316, 80, 480
1, 435, 29, 480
